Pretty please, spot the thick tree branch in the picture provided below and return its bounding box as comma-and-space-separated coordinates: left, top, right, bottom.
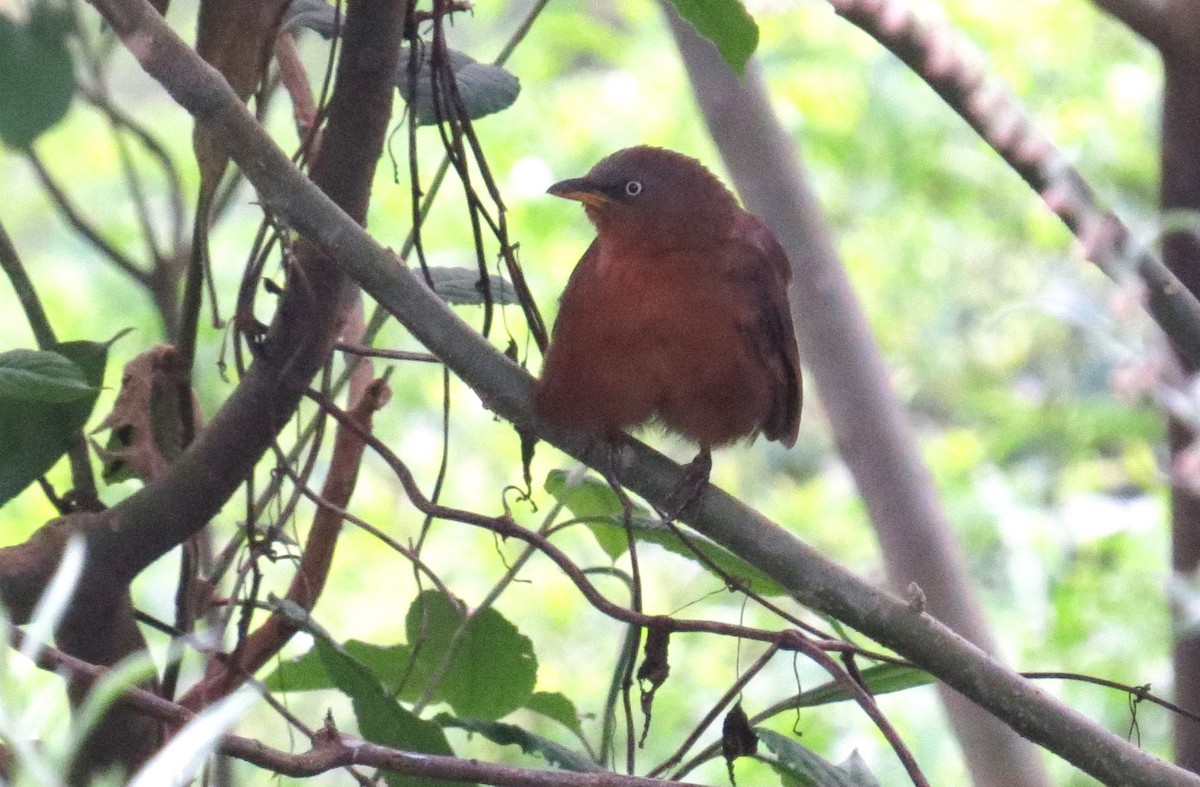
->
1093, 0, 1176, 53
18, 0, 1196, 783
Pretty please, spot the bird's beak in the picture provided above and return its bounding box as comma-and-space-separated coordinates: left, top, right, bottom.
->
547, 177, 612, 208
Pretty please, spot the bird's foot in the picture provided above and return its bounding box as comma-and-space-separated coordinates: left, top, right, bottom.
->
663, 448, 712, 523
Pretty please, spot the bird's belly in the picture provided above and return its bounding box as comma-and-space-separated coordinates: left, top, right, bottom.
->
647, 315, 772, 447
536, 264, 772, 446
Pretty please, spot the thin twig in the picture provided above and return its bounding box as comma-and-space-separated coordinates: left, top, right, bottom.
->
25, 151, 149, 286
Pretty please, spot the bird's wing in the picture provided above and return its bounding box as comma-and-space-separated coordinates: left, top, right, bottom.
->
728, 214, 802, 447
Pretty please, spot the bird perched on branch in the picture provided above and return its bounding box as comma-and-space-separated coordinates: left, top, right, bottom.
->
534, 146, 801, 483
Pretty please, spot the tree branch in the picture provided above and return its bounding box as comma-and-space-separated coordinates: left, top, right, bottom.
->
1093, 0, 1200, 62
829, 0, 1200, 368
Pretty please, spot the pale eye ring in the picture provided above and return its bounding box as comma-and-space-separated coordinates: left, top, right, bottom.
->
624, 180, 643, 197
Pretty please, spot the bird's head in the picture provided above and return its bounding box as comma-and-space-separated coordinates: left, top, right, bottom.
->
547, 146, 739, 250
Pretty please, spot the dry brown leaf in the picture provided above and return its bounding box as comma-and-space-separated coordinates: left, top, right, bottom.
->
93, 346, 201, 484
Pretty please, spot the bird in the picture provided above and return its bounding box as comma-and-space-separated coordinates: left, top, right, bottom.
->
534, 146, 801, 486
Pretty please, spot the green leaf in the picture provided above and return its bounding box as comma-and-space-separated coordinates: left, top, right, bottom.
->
544, 470, 786, 595
0, 349, 95, 402
596, 517, 787, 596
262, 645, 330, 692
757, 728, 876, 787
268, 592, 539, 722
434, 714, 601, 773
665, 0, 758, 77
0, 8, 75, 149
544, 469, 654, 558
314, 638, 469, 787
787, 663, 935, 708
525, 691, 583, 737
422, 266, 518, 306
0, 345, 107, 506
399, 590, 537, 720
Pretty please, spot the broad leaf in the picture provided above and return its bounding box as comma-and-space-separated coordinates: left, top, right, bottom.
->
314, 638, 469, 787
267, 591, 538, 721
399, 590, 537, 720
0, 349, 94, 403
0, 345, 106, 506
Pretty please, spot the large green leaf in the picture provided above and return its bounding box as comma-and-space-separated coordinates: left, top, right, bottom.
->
0, 349, 94, 402
265, 638, 418, 693
0, 7, 75, 149
0, 344, 106, 506
545, 470, 786, 595
399, 590, 537, 720
434, 714, 601, 773
665, 0, 758, 77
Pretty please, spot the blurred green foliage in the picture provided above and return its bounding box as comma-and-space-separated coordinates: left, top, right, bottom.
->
0, 0, 1175, 784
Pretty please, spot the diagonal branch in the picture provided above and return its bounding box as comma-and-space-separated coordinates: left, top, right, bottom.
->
829, 0, 1200, 367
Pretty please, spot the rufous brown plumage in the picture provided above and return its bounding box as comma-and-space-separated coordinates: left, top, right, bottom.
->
535, 146, 802, 457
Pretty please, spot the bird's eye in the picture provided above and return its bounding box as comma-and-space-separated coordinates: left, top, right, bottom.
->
624, 180, 643, 197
